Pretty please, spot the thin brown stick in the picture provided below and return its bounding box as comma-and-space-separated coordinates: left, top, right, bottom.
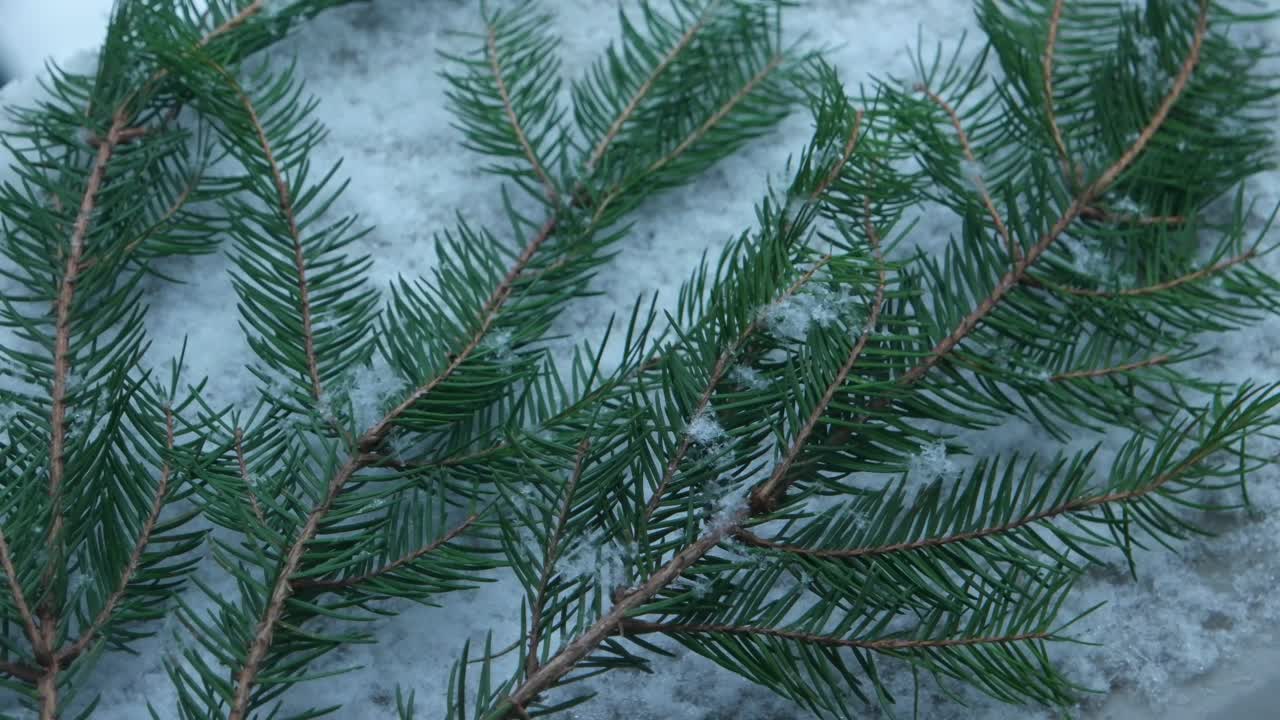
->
229, 457, 359, 720
1050, 354, 1170, 381
488, 23, 559, 205
808, 110, 864, 205
524, 439, 590, 680
915, 84, 1019, 262
213, 66, 325, 402
56, 406, 175, 668
735, 425, 1221, 561
234, 427, 266, 525
1043, 0, 1070, 176
200, 0, 265, 47
614, 618, 1049, 651
585, 0, 722, 173
291, 513, 479, 592
0, 526, 40, 664
36, 108, 132, 720
749, 201, 887, 514
1037, 248, 1255, 298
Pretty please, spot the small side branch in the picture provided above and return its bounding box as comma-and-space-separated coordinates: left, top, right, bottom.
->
235, 427, 266, 525
1043, 0, 1070, 177
487, 22, 559, 205
524, 438, 590, 679
56, 406, 176, 668
749, 201, 887, 514
735, 426, 1225, 561
613, 618, 1050, 651
915, 84, 1018, 262
291, 514, 479, 593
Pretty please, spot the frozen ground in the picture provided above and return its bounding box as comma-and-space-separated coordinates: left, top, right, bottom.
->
1, 0, 1280, 718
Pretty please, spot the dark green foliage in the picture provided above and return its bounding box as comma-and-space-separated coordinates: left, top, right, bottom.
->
2, 1, 1279, 719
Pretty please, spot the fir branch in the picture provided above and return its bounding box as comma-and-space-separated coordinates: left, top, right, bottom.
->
198, 4, 808, 715
749, 203, 887, 514
914, 83, 1018, 261
590, 51, 786, 228
291, 512, 480, 592
53, 404, 176, 670
1032, 247, 1256, 298
209, 61, 325, 401
644, 254, 835, 522
900, 0, 1209, 386
614, 618, 1050, 651
486, 21, 560, 205
1042, 0, 1070, 178
523, 438, 591, 680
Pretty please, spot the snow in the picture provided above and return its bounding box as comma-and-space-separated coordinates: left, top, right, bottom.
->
905, 439, 961, 501
685, 405, 725, 445
0, 0, 115, 81
0, 1, 1279, 719
729, 363, 770, 390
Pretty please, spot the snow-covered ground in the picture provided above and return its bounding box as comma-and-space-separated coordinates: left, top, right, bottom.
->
1, 1, 1279, 718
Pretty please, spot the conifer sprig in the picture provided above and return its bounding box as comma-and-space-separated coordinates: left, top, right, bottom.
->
124, 1, 815, 718
440, 1, 1280, 718
2, 0, 1277, 718
0, 0, 337, 715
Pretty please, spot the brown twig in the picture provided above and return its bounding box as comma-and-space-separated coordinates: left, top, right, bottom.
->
614, 618, 1049, 651
234, 427, 266, 525
487, 23, 560, 205
1043, 0, 1070, 176
35, 107, 131, 720
808, 110, 864, 205
0, 527, 40, 671
1048, 353, 1170, 381
915, 84, 1019, 262
734, 424, 1222, 561
55, 406, 176, 669
291, 513, 479, 592
523, 439, 590, 680
214, 67, 325, 401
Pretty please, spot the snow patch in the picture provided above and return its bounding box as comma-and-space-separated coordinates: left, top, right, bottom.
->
686, 405, 725, 445
729, 364, 770, 390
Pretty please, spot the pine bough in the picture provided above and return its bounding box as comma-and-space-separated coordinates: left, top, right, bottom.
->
0, 0, 1278, 718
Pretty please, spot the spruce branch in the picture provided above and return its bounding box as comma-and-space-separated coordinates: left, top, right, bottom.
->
140, 2, 812, 718
0, 0, 325, 714
454, 2, 1280, 718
